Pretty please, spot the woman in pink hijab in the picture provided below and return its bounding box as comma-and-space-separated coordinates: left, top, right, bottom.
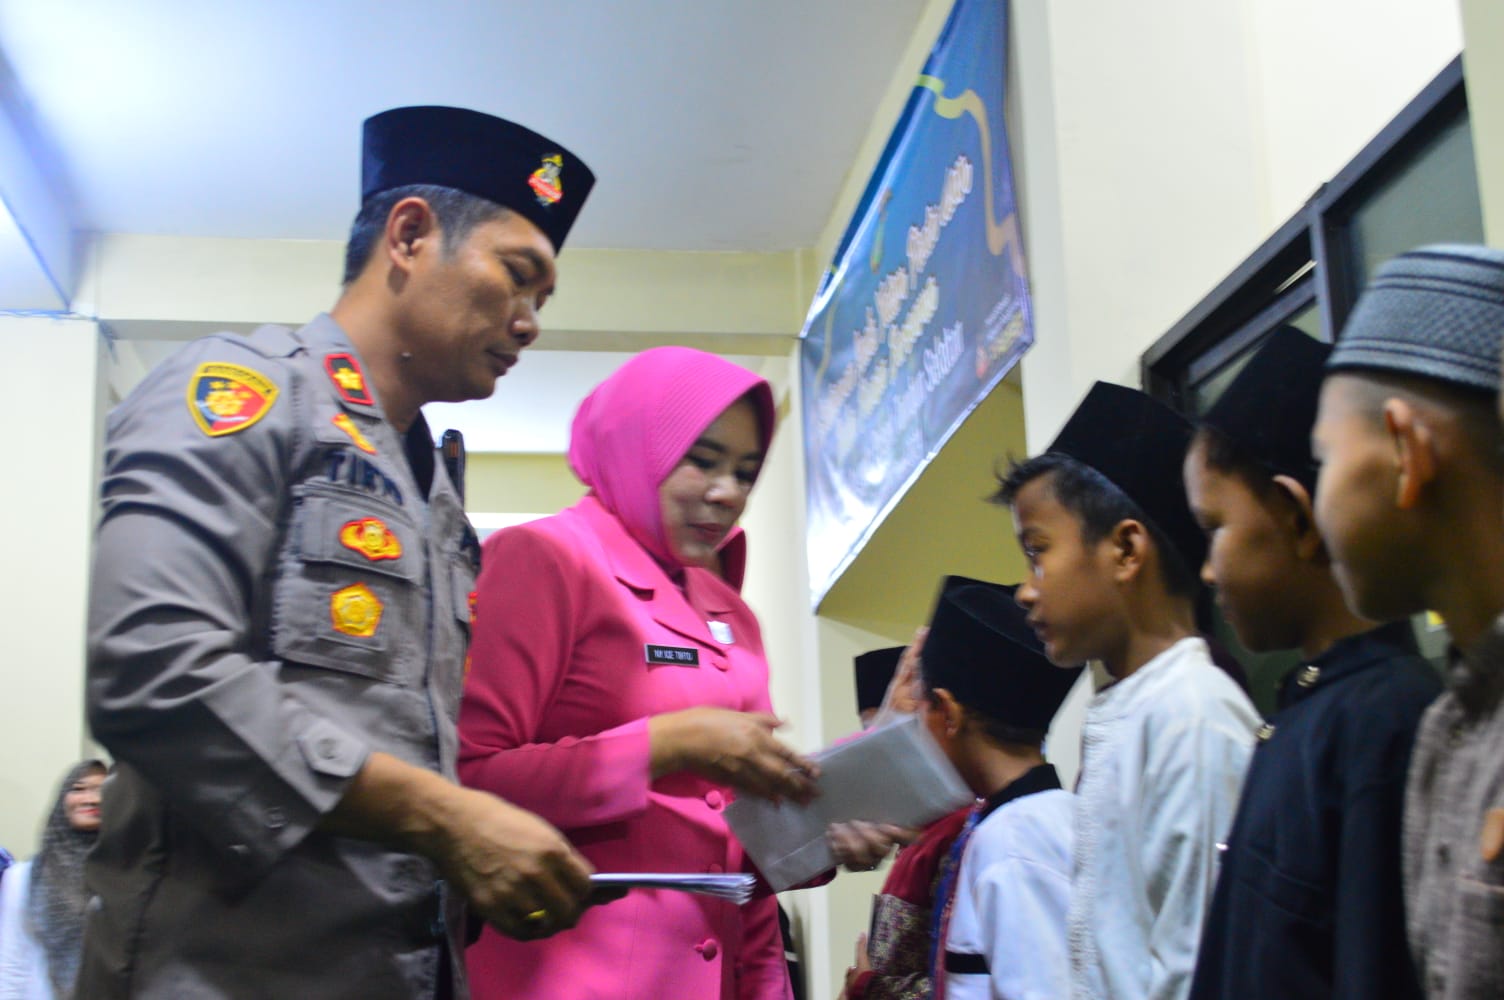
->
458, 347, 817, 1000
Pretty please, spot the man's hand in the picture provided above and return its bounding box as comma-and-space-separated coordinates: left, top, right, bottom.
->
428, 787, 595, 940
320, 751, 598, 941
649, 707, 819, 804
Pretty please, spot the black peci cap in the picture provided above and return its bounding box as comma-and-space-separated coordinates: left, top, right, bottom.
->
855, 647, 904, 715
1200, 326, 1331, 493
923, 576, 1081, 732
1327, 244, 1504, 395
362, 105, 595, 251
1048, 381, 1205, 578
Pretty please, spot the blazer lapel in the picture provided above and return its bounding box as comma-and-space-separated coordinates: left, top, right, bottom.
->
579, 495, 725, 652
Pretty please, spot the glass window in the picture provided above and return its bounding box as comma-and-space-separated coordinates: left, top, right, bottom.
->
1341, 114, 1484, 302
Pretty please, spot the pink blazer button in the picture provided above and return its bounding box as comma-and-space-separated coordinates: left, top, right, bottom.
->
695, 938, 719, 960
704, 789, 724, 809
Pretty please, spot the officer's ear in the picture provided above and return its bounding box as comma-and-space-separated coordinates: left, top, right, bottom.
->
384, 197, 442, 276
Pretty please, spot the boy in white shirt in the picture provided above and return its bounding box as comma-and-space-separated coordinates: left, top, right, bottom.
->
994, 382, 1260, 1000
922, 576, 1081, 1000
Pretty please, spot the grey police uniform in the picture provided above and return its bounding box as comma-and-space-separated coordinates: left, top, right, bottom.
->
80, 313, 478, 999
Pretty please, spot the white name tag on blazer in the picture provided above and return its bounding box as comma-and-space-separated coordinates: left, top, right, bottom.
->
708, 621, 734, 645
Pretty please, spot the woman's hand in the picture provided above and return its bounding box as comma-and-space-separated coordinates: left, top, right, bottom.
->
648, 707, 819, 803
826, 819, 918, 872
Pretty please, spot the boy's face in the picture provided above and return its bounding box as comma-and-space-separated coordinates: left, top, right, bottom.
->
1183, 440, 1304, 652
1311, 375, 1416, 622
1010, 473, 1123, 667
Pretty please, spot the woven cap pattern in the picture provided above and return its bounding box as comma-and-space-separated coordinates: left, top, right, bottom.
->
1328, 244, 1504, 394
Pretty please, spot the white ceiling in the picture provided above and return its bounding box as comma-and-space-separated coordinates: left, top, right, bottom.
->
4, 1, 931, 459
0, 0, 930, 251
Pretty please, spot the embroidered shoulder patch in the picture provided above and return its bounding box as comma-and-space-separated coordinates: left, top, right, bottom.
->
325, 353, 374, 406
339, 517, 403, 561
186, 362, 279, 437
330, 582, 383, 637
331, 413, 377, 454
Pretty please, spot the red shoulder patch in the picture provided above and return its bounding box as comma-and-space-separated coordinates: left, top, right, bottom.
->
325, 353, 374, 406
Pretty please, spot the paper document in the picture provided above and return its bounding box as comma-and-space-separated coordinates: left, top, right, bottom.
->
589, 872, 756, 904
725, 713, 974, 891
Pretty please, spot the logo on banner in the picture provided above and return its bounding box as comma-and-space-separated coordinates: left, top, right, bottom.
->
187, 363, 279, 437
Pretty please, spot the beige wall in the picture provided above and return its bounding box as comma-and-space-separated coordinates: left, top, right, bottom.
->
0, 316, 102, 856
0, 2, 1486, 996
466, 452, 583, 516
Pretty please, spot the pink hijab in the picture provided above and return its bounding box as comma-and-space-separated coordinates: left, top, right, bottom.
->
567, 347, 776, 569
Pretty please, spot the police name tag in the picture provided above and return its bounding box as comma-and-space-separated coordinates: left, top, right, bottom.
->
645, 644, 700, 666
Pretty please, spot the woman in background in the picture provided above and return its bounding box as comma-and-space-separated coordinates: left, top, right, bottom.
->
0, 759, 106, 1000
459, 347, 818, 999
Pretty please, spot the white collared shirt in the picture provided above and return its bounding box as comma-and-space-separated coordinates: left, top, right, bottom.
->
1069, 637, 1260, 1000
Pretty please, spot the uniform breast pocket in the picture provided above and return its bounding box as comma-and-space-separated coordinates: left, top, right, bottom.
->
271, 485, 422, 685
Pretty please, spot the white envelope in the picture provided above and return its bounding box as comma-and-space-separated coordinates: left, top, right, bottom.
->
724, 713, 974, 891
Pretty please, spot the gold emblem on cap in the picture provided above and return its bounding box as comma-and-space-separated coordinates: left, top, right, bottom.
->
529, 153, 564, 206
330, 582, 383, 637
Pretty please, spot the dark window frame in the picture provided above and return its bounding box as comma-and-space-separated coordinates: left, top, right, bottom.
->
1141, 54, 1470, 416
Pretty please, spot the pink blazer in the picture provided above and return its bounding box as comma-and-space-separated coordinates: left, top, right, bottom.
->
458, 494, 793, 1000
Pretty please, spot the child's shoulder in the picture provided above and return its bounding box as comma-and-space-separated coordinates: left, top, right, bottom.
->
1141, 645, 1258, 726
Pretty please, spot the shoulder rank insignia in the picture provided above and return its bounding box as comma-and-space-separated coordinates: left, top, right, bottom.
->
529, 153, 564, 206
187, 362, 279, 437
325, 352, 375, 406
331, 413, 377, 454
340, 517, 403, 561
330, 582, 383, 637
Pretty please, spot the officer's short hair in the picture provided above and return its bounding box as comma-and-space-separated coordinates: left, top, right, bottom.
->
342, 184, 510, 285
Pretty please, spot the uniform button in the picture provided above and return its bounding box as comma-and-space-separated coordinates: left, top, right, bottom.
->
317, 737, 338, 759
708, 863, 724, 874
265, 807, 287, 829
1255, 723, 1276, 742
1296, 665, 1320, 688
695, 938, 719, 960
705, 790, 724, 810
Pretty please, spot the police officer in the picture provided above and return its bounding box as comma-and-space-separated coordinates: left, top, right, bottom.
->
80, 106, 598, 999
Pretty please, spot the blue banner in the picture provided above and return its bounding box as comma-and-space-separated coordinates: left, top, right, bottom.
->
800, 0, 1032, 608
